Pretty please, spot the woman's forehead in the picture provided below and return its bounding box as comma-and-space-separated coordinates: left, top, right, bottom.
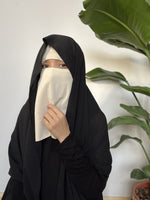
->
43, 59, 64, 63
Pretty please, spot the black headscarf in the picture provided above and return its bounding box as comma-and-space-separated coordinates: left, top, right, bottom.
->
7, 34, 112, 200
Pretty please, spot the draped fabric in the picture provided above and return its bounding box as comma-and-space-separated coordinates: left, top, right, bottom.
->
2, 34, 112, 200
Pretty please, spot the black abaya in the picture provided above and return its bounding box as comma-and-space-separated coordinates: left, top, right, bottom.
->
2, 34, 112, 200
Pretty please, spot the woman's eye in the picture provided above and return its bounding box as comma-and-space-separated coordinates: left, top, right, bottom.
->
60, 63, 66, 67
42, 64, 49, 68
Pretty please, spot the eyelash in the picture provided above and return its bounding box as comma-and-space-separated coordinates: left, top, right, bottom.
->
42, 64, 49, 68
60, 64, 66, 67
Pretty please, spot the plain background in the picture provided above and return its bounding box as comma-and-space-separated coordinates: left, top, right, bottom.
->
0, 0, 150, 197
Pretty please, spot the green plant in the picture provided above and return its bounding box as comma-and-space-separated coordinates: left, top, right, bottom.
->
79, 0, 150, 181
79, 0, 150, 61
86, 68, 150, 181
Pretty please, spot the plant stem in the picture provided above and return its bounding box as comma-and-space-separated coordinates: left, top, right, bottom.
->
144, 48, 150, 62
126, 81, 142, 107
141, 142, 150, 165
126, 81, 150, 125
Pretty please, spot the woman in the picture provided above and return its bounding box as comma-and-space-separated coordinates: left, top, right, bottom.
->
2, 34, 112, 200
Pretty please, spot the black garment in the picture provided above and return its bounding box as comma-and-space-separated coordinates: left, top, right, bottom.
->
2, 34, 112, 200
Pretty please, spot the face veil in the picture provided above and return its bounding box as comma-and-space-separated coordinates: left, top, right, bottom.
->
34, 46, 73, 142
7, 34, 112, 200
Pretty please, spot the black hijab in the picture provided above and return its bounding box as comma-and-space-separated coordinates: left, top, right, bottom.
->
7, 34, 112, 200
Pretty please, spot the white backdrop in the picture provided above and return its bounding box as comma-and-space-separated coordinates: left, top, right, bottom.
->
0, 0, 150, 197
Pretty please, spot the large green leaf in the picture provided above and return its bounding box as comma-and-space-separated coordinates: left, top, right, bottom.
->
120, 104, 150, 121
85, 67, 127, 82
108, 116, 150, 137
111, 134, 150, 164
131, 168, 148, 180
79, 0, 150, 59
111, 135, 142, 148
120, 84, 150, 97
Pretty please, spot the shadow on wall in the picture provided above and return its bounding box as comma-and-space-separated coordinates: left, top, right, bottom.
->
85, 48, 149, 84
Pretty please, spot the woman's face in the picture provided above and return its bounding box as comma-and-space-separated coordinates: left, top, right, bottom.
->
42, 59, 68, 69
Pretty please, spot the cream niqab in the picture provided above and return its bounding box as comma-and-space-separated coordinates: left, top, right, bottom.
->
34, 46, 73, 142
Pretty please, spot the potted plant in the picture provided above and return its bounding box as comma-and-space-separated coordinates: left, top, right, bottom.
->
79, 0, 150, 199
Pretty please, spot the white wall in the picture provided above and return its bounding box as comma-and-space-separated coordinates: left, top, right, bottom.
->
0, 0, 150, 197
